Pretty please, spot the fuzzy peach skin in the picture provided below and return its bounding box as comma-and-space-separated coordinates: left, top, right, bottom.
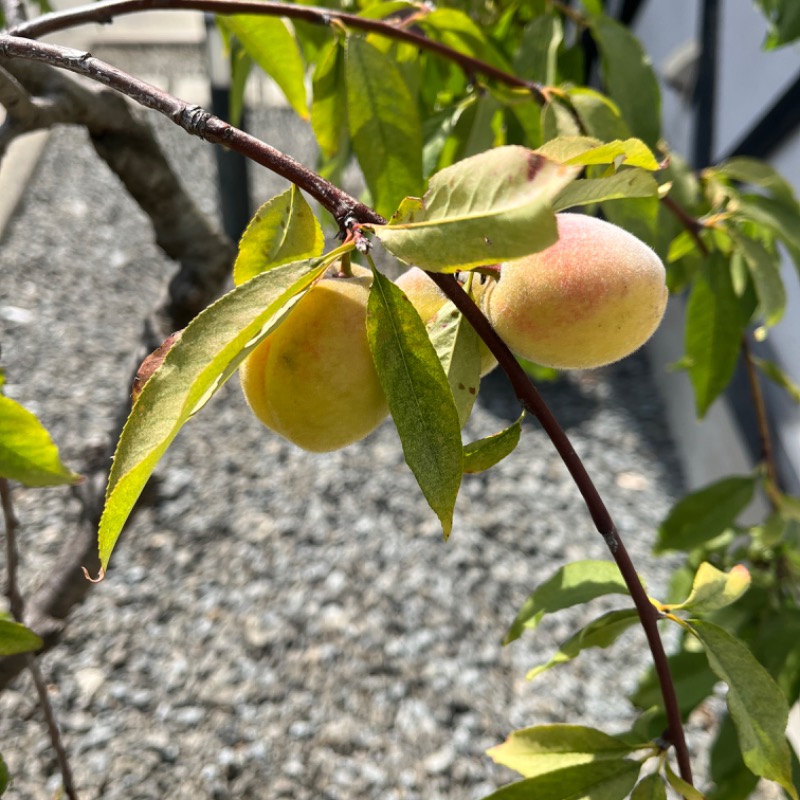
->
484, 214, 668, 369
395, 267, 498, 376
240, 264, 389, 452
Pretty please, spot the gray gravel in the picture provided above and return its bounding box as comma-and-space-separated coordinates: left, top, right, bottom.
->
1, 47, 691, 799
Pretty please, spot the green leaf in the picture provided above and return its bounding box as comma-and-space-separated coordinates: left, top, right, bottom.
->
655, 476, 757, 553
419, 7, 510, 71
630, 773, 667, 800
366, 269, 462, 538
426, 301, 481, 429
98, 260, 326, 570
709, 712, 761, 800
684, 254, 747, 417
0, 618, 43, 656
666, 562, 751, 614
374, 146, 579, 272
463, 414, 523, 474
217, 15, 308, 120
664, 761, 705, 800
754, 0, 800, 48
515, 12, 563, 84
0, 395, 81, 487
712, 157, 797, 204
526, 609, 640, 680
311, 39, 347, 159
587, 13, 661, 149
345, 35, 423, 218
480, 758, 641, 800
227, 40, 252, 129
567, 88, 630, 143
232, 187, 324, 286
504, 560, 630, 645
553, 169, 659, 212
734, 194, 800, 267
730, 232, 786, 326
689, 619, 797, 799
0, 752, 7, 796
753, 356, 800, 403
487, 724, 635, 779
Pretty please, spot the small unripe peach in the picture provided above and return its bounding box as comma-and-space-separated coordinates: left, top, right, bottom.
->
395, 267, 498, 376
485, 214, 668, 369
240, 264, 389, 452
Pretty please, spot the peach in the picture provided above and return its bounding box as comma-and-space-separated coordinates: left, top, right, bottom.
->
395, 267, 498, 376
239, 263, 389, 452
485, 214, 668, 369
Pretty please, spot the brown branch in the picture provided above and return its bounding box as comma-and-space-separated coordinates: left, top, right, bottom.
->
9, 0, 547, 103
426, 271, 694, 787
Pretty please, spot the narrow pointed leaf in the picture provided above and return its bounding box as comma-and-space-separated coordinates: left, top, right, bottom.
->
375, 146, 579, 272
0, 618, 43, 656
553, 170, 659, 212
685, 254, 747, 417
0, 395, 81, 487
366, 269, 462, 538
689, 619, 797, 799
655, 475, 756, 553
487, 725, 634, 779
504, 560, 630, 645
731, 233, 786, 326
427, 301, 481, 429
567, 88, 629, 143
218, 15, 308, 120
667, 562, 751, 613
664, 762, 705, 800
463, 414, 523, 474
713, 157, 797, 204
631, 773, 667, 800
538, 137, 658, 170
98, 260, 326, 570
480, 758, 641, 800
233, 187, 324, 285
588, 13, 661, 148
311, 39, 346, 158
526, 609, 640, 680
345, 35, 423, 218
753, 357, 800, 403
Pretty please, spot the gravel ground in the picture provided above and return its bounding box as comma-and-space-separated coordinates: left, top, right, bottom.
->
1, 48, 692, 799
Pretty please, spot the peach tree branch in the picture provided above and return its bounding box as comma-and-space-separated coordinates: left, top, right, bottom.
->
9, 0, 548, 103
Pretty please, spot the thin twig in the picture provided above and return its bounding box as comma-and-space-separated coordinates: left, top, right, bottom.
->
661, 195, 708, 255
741, 335, 781, 506
1, 479, 79, 799
9, 0, 548, 103
425, 272, 695, 787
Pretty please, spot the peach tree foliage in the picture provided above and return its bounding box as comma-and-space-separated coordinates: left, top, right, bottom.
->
2, 0, 800, 798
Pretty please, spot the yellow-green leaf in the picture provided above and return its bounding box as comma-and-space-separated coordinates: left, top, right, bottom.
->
0, 395, 81, 487
504, 560, 630, 645
463, 414, 523, 475
631, 773, 667, 800
374, 146, 579, 272
98, 260, 326, 570
233, 187, 324, 286
553, 169, 659, 212
487, 725, 634, 779
666, 562, 751, 614
218, 15, 308, 120
689, 619, 797, 799
0, 618, 43, 656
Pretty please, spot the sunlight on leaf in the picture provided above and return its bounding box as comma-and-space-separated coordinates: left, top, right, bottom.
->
463, 414, 523, 474
666, 562, 751, 614
0, 618, 43, 656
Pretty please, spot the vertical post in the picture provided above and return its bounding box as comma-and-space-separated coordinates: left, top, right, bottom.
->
204, 13, 251, 242
692, 0, 719, 167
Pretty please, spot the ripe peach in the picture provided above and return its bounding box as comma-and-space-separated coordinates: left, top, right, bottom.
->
239, 263, 389, 452
485, 214, 668, 369
395, 267, 498, 376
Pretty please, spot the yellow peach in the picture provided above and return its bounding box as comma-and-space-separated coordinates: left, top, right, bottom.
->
240, 263, 389, 452
485, 214, 668, 369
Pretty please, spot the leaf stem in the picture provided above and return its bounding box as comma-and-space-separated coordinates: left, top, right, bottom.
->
425, 272, 695, 789
9, 0, 547, 103
1, 479, 80, 800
